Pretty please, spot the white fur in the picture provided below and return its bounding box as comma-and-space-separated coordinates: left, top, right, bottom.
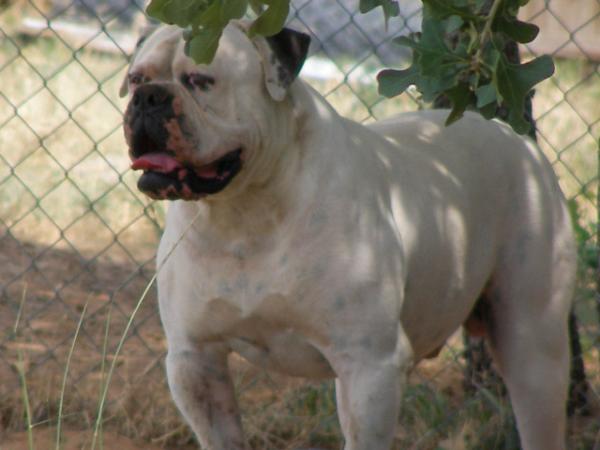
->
125, 23, 576, 450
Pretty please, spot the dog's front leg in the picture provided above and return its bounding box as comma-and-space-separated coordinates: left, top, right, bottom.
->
166, 343, 248, 450
331, 327, 412, 450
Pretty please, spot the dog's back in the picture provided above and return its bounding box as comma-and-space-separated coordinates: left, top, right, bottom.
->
370, 109, 576, 450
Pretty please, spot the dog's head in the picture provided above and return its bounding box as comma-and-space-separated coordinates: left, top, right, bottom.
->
121, 23, 310, 201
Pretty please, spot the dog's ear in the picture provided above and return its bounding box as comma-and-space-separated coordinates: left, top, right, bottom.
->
256, 28, 311, 101
119, 24, 159, 98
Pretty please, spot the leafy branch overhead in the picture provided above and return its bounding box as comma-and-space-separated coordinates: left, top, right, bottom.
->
145, 0, 554, 135
146, 0, 291, 63
378, 0, 554, 134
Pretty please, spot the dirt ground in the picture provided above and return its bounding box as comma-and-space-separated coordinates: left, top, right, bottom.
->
0, 231, 182, 447
1, 428, 165, 450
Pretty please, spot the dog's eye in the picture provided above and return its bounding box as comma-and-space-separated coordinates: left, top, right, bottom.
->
181, 73, 215, 92
128, 72, 148, 86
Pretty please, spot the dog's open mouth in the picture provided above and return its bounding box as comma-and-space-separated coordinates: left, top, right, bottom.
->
130, 149, 243, 200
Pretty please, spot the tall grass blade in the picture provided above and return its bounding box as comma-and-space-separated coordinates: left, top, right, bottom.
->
55, 297, 90, 450
13, 285, 27, 335
14, 287, 34, 450
96, 300, 113, 450
17, 350, 35, 450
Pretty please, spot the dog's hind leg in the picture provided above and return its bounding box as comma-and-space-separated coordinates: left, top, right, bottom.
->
166, 343, 248, 450
484, 224, 576, 450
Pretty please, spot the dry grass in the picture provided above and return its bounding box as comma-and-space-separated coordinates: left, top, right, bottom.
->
0, 23, 599, 450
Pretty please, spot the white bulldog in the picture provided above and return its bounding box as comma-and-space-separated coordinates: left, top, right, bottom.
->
121, 22, 576, 450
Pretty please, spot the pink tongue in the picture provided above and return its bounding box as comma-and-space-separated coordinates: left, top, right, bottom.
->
131, 153, 183, 173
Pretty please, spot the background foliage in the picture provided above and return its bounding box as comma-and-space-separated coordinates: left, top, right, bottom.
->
147, 0, 556, 134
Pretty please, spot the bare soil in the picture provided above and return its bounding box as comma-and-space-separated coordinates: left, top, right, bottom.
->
1, 428, 165, 450
0, 232, 189, 448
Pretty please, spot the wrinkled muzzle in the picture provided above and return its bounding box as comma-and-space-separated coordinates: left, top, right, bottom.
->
124, 83, 243, 200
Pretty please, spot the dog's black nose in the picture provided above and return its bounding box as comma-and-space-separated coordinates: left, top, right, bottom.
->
132, 84, 172, 113
127, 84, 175, 159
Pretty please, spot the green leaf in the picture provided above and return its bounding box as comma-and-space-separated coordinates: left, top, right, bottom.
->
481, 45, 500, 72
360, 0, 399, 17
191, 0, 223, 28
495, 54, 554, 134
503, 0, 529, 13
163, 0, 206, 27
422, 0, 480, 21
473, 0, 489, 13
417, 77, 446, 102
248, 0, 289, 37
420, 11, 448, 49
387, 16, 468, 102
475, 83, 497, 108
392, 35, 418, 50
445, 83, 474, 125
479, 102, 497, 119
494, 17, 539, 43
359, 0, 378, 13
248, 0, 263, 14
381, 0, 400, 18
417, 17, 453, 76
185, 27, 223, 64
146, 0, 170, 22
377, 66, 419, 97
445, 15, 464, 34
221, 0, 248, 21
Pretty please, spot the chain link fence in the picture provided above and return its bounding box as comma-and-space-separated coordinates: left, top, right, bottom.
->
0, 0, 598, 448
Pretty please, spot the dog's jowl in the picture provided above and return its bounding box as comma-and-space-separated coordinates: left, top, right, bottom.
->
122, 21, 576, 450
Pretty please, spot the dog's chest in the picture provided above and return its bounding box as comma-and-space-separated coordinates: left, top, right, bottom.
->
212, 249, 318, 314
167, 240, 339, 377
169, 233, 331, 332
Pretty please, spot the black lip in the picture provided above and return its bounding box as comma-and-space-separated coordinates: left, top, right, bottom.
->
212, 148, 243, 178
138, 172, 185, 200
137, 149, 243, 200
